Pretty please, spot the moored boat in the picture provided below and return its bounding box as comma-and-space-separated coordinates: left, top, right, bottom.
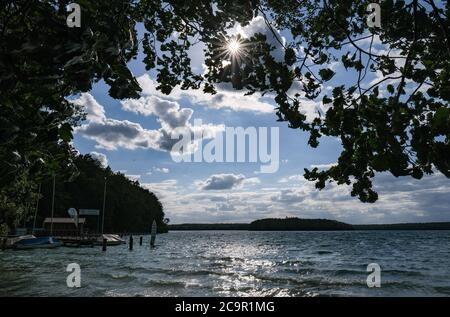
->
2, 235, 36, 249
94, 234, 126, 246
14, 236, 62, 250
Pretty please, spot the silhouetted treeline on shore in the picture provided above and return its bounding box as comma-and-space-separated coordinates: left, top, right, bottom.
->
168, 223, 249, 230
169, 218, 350, 231
169, 217, 450, 231
250, 218, 353, 231
353, 222, 450, 230
36, 155, 168, 233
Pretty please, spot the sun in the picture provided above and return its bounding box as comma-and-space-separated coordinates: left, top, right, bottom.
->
227, 39, 241, 55
213, 35, 248, 64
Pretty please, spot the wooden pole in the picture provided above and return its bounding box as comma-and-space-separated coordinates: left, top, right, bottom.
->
101, 177, 107, 235
139, 236, 143, 246
129, 235, 133, 251
102, 238, 107, 251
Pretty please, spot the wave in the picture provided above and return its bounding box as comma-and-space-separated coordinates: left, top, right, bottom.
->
316, 250, 333, 255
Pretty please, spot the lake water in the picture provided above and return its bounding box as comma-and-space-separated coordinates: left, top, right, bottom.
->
1, 231, 450, 297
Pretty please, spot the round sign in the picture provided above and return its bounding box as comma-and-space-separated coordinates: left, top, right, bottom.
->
67, 208, 77, 218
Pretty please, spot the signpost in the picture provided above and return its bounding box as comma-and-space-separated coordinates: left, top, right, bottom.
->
67, 208, 78, 228
79, 209, 100, 216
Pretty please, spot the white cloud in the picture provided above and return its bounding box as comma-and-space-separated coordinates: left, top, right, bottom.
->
197, 174, 261, 191
77, 118, 161, 151
278, 174, 305, 183
154, 167, 169, 173
121, 96, 193, 129
71, 93, 105, 122
206, 202, 236, 212
310, 163, 337, 170
147, 167, 170, 175
243, 177, 261, 186
125, 174, 141, 182
89, 151, 108, 168
141, 179, 179, 200
271, 188, 308, 204
137, 74, 274, 113
236, 16, 286, 63
152, 171, 450, 224
198, 173, 246, 190
73, 93, 223, 153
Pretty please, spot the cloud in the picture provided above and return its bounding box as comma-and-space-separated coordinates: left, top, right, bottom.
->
206, 202, 236, 212
243, 177, 261, 186
237, 16, 286, 63
77, 117, 161, 151
73, 93, 223, 153
199, 173, 246, 190
147, 167, 170, 175
137, 74, 274, 113
121, 96, 193, 129
154, 167, 170, 173
141, 179, 179, 200
125, 174, 141, 182
271, 189, 308, 204
196, 173, 261, 191
71, 93, 105, 122
136, 169, 450, 224
89, 151, 108, 168
278, 174, 305, 183
310, 163, 337, 170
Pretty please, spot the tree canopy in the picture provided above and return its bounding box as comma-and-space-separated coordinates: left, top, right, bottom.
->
1, 0, 449, 230
249, 217, 354, 230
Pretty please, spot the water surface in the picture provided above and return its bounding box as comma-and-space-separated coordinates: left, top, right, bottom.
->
1, 230, 449, 296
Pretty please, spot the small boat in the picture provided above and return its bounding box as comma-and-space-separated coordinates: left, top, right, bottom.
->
95, 234, 126, 246
2, 235, 36, 249
14, 236, 62, 250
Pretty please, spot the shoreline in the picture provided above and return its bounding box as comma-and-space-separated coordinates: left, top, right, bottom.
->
169, 221, 450, 231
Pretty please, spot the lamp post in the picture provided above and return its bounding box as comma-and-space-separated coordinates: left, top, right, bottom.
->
101, 176, 107, 235
32, 184, 41, 235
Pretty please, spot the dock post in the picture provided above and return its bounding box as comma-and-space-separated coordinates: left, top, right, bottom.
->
129, 235, 133, 251
102, 238, 107, 251
139, 236, 143, 246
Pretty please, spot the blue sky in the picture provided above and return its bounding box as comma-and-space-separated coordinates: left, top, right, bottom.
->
72, 17, 450, 224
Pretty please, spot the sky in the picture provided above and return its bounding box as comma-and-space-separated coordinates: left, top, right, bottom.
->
71, 16, 450, 225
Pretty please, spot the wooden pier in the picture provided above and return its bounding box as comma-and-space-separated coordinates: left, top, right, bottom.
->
55, 234, 97, 247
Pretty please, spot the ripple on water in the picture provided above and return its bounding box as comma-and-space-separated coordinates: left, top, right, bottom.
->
1, 230, 450, 296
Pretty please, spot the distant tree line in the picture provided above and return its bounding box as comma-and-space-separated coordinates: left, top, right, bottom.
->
249, 218, 354, 231
169, 218, 450, 231
353, 222, 450, 230
169, 218, 353, 231
169, 223, 250, 231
